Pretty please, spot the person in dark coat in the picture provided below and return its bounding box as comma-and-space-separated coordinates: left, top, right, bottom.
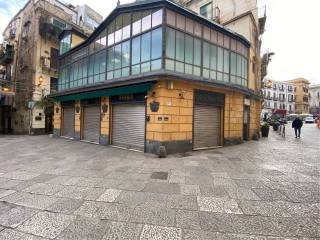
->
292, 117, 303, 138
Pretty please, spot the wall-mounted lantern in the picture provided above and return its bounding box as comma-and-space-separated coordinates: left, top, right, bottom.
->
38, 76, 44, 86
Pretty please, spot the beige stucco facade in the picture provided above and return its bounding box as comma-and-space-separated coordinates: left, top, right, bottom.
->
286, 78, 310, 114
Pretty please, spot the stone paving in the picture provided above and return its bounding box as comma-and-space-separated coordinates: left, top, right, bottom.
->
0, 124, 319, 239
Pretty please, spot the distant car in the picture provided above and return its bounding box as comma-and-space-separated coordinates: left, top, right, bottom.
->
305, 117, 315, 123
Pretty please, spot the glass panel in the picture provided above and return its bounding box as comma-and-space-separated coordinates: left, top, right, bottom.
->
165, 59, 174, 71
122, 67, 129, 77
224, 35, 230, 48
194, 38, 201, 66
176, 14, 185, 30
223, 73, 229, 82
114, 69, 121, 78
114, 44, 122, 69
141, 32, 151, 62
93, 54, 99, 75
100, 51, 106, 73
217, 32, 224, 46
217, 72, 223, 81
194, 22, 202, 37
203, 69, 209, 78
203, 42, 210, 68
141, 12, 151, 32
217, 47, 223, 72
122, 41, 130, 67
89, 55, 94, 76
101, 36, 107, 47
223, 49, 229, 73
185, 35, 193, 64
210, 45, 217, 70
211, 30, 217, 44
132, 36, 141, 65
107, 47, 114, 71
166, 9, 175, 26
185, 64, 192, 75
152, 9, 162, 27
132, 12, 141, 36
107, 71, 113, 80
175, 61, 184, 73
83, 59, 88, 80
114, 29, 122, 43
115, 15, 122, 30
231, 39, 236, 51
230, 52, 236, 75
151, 59, 161, 71
237, 54, 241, 76
166, 28, 175, 59
108, 33, 114, 46
185, 18, 193, 34
203, 27, 210, 41
175, 31, 184, 62
122, 13, 131, 39
210, 70, 216, 80
193, 66, 201, 76
151, 28, 162, 59
132, 64, 140, 74
141, 62, 150, 73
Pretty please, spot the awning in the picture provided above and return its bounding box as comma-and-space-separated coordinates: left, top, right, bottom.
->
54, 83, 153, 102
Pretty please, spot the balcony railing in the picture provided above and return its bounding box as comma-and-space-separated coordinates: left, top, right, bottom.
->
0, 44, 14, 65
39, 17, 64, 42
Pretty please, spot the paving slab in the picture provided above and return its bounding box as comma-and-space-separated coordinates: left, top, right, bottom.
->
96, 189, 122, 202
56, 216, 109, 240
0, 206, 38, 228
130, 206, 176, 226
197, 196, 243, 214
45, 198, 84, 214
17, 211, 76, 239
176, 209, 201, 230
102, 221, 143, 240
140, 225, 182, 240
143, 182, 180, 194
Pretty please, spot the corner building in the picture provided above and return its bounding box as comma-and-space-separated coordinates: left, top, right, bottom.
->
51, 0, 261, 154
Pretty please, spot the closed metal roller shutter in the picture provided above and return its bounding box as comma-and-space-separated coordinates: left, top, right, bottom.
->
63, 106, 74, 138
83, 105, 100, 143
112, 104, 145, 151
193, 104, 221, 149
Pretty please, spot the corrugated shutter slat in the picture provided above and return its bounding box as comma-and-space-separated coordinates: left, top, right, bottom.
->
83, 105, 100, 143
112, 104, 145, 151
194, 105, 221, 149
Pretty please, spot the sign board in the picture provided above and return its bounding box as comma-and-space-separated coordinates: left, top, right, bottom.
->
244, 98, 251, 106
28, 101, 35, 109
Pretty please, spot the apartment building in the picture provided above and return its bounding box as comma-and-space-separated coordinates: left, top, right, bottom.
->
0, 0, 102, 134
309, 84, 320, 116
286, 78, 310, 114
261, 79, 295, 118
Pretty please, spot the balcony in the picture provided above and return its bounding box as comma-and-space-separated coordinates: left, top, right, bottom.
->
0, 44, 14, 65
273, 97, 278, 101
39, 17, 64, 42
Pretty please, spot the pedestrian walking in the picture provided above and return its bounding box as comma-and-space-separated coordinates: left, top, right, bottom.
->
292, 117, 303, 138
317, 117, 320, 129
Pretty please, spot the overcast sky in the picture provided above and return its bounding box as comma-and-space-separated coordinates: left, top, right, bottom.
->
0, 0, 319, 85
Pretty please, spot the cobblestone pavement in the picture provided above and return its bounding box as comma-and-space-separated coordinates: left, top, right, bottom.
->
0, 124, 319, 240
